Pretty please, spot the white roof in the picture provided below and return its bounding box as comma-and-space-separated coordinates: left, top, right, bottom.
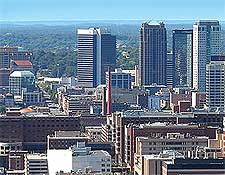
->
10, 71, 34, 77
77, 28, 101, 35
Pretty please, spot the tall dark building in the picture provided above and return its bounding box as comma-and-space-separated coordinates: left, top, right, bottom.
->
173, 29, 193, 87
0, 68, 10, 94
77, 28, 116, 87
139, 22, 167, 86
101, 34, 116, 84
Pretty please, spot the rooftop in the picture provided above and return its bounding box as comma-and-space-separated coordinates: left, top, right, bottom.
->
143, 150, 185, 160
196, 20, 220, 25
10, 70, 34, 77
121, 110, 193, 118
27, 153, 47, 160
139, 122, 199, 129
13, 60, 32, 66
165, 158, 225, 170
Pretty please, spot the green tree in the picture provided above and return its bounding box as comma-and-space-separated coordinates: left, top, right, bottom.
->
0, 105, 6, 114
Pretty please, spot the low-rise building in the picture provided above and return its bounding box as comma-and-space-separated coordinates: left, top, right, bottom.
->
0, 93, 14, 107
85, 126, 102, 142
22, 91, 43, 106
134, 150, 184, 175
0, 142, 22, 156
25, 153, 48, 175
47, 131, 89, 150
136, 133, 208, 157
72, 142, 111, 174
106, 68, 132, 89
162, 158, 225, 175
7, 151, 27, 174
124, 122, 217, 169
107, 110, 221, 165
11, 60, 33, 72
48, 142, 111, 174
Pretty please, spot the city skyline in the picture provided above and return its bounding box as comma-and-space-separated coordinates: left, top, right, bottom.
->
0, 0, 225, 21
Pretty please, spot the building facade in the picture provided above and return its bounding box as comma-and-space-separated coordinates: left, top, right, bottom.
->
134, 150, 184, 175
193, 20, 222, 91
25, 154, 48, 175
139, 22, 167, 86
206, 56, 225, 112
0, 68, 10, 94
166, 51, 174, 87
106, 68, 132, 89
173, 29, 193, 87
77, 28, 116, 87
0, 46, 33, 69
9, 71, 35, 95
48, 142, 111, 174
162, 158, 225, 175
135, 133, 208, 157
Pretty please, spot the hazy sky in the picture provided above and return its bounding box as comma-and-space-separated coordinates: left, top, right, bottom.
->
0, 0, 224, 21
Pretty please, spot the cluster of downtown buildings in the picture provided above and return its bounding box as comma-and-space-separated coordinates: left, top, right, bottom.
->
0, 20, 225, 175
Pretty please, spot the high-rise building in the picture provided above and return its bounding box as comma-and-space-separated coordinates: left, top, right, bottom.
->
77, 28, 116, 87
166, 51, 174, 87
206, 56, 225, 112
9, 71, 35, 95
139, 22, 167, 86
173, 29, 193, 87
0, 68, 10, 94
193, 20, 222, 91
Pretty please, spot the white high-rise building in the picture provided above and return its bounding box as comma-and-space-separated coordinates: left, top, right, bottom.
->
206, 56, 225, 112
192, 20, 222, 91
77, 28, 116, 88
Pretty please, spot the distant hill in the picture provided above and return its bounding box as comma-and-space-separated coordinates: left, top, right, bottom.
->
0, 21, 224, 76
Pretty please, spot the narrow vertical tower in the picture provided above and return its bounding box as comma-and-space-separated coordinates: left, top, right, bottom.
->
102, 86, 107, 116
107, 67, 111, 115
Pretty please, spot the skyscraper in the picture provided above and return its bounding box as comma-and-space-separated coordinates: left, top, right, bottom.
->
166, 51, 174, 87
173, 29, 193, 87
139, 22, 167, 86
193, 20, 222, 91
77, 28, 116, 88
206, 56, 225, 112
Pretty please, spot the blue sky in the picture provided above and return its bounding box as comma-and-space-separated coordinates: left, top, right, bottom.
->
0, 0, 224, 21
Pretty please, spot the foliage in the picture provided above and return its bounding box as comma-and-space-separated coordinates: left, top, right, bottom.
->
116, 46, 139, 69
1, 23, 225, 75
32, 49, 77, 77
0, 105, 6, 114
48, 89, 58, 102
